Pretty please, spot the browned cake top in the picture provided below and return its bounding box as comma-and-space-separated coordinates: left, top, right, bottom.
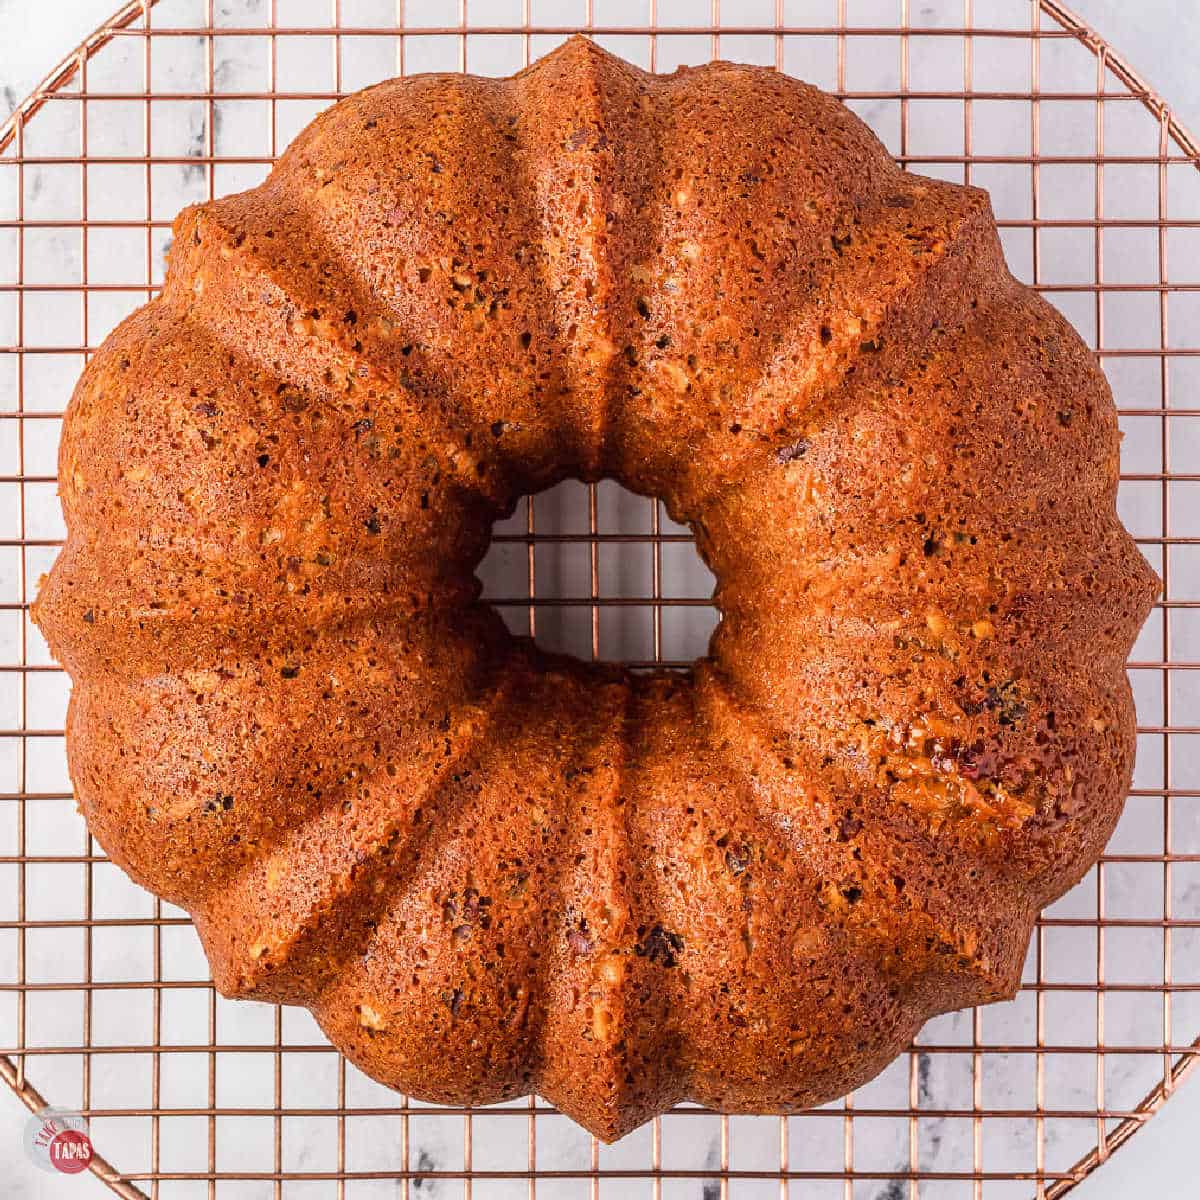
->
34, 37, 1157, 1140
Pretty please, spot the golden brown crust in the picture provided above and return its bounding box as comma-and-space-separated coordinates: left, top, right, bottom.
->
33, 37, 1158, 1142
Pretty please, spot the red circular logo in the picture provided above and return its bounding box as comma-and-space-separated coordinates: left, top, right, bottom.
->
48, 1128, 93, 1174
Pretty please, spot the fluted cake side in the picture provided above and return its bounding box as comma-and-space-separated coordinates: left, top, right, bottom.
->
34, 37, 1158, 1141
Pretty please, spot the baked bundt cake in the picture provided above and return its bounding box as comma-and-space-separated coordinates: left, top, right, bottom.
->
35, 37, 1157, 1140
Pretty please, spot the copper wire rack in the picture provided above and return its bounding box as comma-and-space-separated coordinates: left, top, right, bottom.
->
2, 0, 1199, 1196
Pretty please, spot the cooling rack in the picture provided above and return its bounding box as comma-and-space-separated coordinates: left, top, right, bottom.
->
2, 0, 1199, 1196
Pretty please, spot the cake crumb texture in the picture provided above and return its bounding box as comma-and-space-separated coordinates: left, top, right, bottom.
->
34, 37, 1158, 1141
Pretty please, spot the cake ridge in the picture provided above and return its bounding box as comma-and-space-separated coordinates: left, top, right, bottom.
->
165, 204, 516, 513
677, 182, 1011, 522
508, 37, 646, 479
306, 660, 646, 1127
327, 65, 571, 493
55, 605, 508, 920
690, 664, 1034, 1004
197, 661, 516, 1002
525, 670, 658, 1138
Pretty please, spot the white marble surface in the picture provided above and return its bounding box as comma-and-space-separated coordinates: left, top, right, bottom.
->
2, 1, 1199, 1196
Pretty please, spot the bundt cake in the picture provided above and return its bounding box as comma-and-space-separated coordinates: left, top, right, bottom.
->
35, 37, 1157, 1140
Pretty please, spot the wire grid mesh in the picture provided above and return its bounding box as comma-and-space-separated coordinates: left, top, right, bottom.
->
1, 0, 1199, 1195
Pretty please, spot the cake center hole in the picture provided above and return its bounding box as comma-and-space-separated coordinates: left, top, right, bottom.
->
477, 481, 718, 670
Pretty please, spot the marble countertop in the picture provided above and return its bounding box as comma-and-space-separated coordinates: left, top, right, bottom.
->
2, 1, 1199, 1196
